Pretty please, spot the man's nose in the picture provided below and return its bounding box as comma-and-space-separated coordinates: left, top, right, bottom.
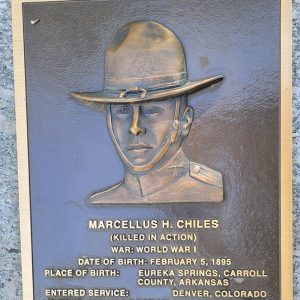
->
129, 105, 145, 136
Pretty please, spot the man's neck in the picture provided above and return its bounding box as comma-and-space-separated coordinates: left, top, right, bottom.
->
124, 148, 189, 197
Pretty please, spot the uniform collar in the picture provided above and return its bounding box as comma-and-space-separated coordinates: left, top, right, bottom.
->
124, 148, 189, 198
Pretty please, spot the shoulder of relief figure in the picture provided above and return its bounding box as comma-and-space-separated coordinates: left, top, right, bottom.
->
189, 161, 223, 189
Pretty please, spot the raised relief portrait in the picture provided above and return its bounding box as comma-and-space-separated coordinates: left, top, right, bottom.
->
72, 21, 224, 204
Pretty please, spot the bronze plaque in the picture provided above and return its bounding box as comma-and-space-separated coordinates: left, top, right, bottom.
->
12, 0, 292, 299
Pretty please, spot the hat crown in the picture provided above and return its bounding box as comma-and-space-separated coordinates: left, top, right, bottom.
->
105, 21, 187, 90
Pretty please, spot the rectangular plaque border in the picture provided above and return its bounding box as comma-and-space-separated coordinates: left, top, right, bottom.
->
280, 0, 293, 297
11, 0, 293, 299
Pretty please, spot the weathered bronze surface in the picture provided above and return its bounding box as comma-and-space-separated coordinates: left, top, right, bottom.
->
22, 1, 280, 298
72, 21, 224, 204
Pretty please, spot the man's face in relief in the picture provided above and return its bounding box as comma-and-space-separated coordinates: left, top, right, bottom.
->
107, 97, 193, 172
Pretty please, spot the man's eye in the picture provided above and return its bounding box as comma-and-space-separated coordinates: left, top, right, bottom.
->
114, 106, 130, 114
141, 106, 164, 115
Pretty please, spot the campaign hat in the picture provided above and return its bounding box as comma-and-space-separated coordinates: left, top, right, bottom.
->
72, 21, 223, 104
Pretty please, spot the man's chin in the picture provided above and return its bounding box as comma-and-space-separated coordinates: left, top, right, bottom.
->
122, 149, 154, 166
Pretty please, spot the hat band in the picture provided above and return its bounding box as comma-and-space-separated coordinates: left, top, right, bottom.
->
105, 72, 187, 88
104, 79, 187, 99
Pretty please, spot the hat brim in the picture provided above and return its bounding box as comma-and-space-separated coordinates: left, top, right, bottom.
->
71, 75, 223, 104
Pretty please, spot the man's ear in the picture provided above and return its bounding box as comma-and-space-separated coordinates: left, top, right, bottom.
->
181, 106, 194, 137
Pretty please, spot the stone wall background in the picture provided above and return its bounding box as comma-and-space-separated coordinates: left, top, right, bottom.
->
293, 0, 300, 298
0, 0, 22, 298
0, 0, 299, 298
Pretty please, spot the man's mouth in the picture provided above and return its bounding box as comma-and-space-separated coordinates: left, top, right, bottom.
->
126, 144, 153, 151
